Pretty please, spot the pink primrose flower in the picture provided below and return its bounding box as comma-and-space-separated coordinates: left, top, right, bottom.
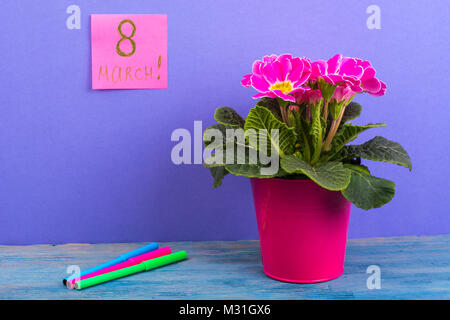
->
311, 54, 386, 96
241, 54, 312, 102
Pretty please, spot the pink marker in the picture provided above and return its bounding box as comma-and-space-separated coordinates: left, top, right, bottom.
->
66, 246, 171, 289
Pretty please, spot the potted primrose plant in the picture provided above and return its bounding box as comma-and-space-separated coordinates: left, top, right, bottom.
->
203, 54, 411, 283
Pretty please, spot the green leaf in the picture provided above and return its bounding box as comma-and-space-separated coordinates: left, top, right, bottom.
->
204, 123, 248, 151
255, 97, 282, 121
340, 136, 412, 170
205, 143, 276, 178
203, 123, 229, 166
203, 123, 245, 167
328, 123, 386, 158
343, 163, 370, 175
209, 166, 229, 188
310, 102, 323, 163
244, 105, 297, 156
225, 163, 283, 178
214, 107, 245, 128
318, 78, 336, 101
204, 124, 282, 177
329, 100, 345, 120
205, 139, 278, 178
341, 102, 362, 123
224, 143, 286, 178
203, 123, 226, 148
280, 155, 351, 190
296, 116, 311, 163
342, 167, 396, 210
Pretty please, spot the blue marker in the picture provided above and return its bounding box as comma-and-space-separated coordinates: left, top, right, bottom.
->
63, 242, 158, 285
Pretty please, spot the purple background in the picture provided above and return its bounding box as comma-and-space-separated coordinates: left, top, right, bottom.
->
0, 1, 449, 245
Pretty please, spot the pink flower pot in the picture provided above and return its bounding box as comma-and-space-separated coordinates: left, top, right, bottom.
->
250, 177, 352, 283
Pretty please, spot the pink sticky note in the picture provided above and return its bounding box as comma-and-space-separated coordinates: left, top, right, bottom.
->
91, 14, 167, 90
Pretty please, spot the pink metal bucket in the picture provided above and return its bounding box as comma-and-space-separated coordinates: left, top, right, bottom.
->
250, 178, 351, 283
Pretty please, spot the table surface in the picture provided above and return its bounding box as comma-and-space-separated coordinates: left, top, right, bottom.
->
0, 234, 449, 300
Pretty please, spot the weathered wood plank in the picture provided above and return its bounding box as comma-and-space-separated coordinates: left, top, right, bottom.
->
0, 235, 449, 299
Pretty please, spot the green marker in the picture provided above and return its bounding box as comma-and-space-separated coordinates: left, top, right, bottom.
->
74, 251, 187, 290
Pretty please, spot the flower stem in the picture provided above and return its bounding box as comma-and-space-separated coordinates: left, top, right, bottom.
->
323, 104, 346, 151
323, 99, 329, 122
277, 98, 290, 125
306, 105, 311, 123
280, 104, 288, 125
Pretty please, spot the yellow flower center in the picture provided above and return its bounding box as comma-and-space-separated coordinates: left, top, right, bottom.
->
270, 81, 293, 93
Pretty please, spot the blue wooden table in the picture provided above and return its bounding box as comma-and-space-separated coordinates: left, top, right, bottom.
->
0, 235, 449, 299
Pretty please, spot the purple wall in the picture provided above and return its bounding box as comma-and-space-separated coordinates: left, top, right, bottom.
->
0, 0, 449, 245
